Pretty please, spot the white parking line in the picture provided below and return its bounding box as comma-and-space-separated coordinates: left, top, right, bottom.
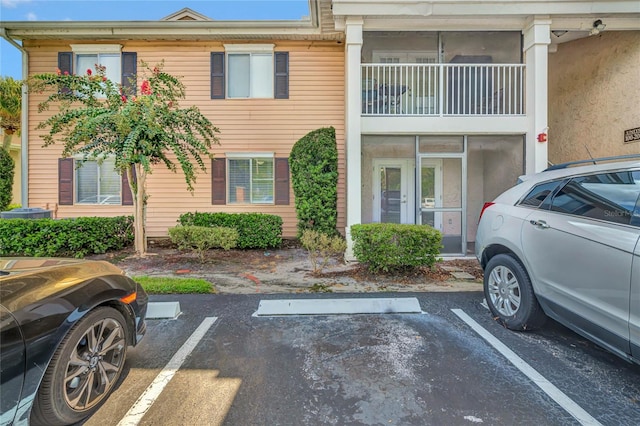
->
452, 309, 602, 426
117, 317, 218, 426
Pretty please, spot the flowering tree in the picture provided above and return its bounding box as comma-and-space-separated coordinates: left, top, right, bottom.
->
30, 62, 220, 256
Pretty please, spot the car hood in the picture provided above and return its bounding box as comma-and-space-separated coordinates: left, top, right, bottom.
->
0, 258, 129, 310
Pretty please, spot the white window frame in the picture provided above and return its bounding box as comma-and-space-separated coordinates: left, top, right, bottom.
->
226, 152, 275, 204
74, 155, 121, 205
224, 44, 275, 99
71, 44, 123, 88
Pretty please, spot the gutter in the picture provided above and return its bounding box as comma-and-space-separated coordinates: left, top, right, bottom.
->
0, 28, 28, 208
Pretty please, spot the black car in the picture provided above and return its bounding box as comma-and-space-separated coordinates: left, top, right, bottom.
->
0, 258, 148, 426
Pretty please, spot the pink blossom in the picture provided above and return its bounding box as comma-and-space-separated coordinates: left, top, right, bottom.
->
87, 69, 92, 76
121, 95, 127, 103
102, 76, 107, 82
63, 71, 69, 76
140, 80, 152, 95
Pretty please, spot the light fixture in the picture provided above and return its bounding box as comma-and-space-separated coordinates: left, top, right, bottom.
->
552, 30, 568, 37
589, 19, 606, 36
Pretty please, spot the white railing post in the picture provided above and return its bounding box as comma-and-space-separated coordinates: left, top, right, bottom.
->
361, 63, 525, 117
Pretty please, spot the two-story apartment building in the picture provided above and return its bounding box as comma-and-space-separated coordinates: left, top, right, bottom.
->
2, 1, 639, 256
331, 0, 639, 255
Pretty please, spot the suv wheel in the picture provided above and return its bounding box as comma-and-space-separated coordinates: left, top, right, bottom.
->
484, 254, 546, 331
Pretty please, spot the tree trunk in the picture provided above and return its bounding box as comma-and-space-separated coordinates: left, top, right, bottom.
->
129, 164, 147, 257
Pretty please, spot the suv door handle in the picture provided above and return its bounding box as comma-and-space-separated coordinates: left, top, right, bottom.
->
529, 219, 550, 229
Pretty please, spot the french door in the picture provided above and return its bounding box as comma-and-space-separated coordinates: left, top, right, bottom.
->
373, 159, 415, 224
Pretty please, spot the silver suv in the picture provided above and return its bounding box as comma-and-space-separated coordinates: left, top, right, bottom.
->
475, 158, 640, 364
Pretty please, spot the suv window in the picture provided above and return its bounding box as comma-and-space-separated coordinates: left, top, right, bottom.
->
550, 171, 640, 225
519, 181, 562, 208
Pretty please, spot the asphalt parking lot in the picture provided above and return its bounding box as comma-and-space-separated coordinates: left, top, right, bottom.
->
82, 292, 640, 426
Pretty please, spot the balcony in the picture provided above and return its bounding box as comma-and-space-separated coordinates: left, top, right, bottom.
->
361, 63, 525, 116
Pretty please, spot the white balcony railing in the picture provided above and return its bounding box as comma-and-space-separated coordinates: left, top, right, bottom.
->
361, 63, 525, 116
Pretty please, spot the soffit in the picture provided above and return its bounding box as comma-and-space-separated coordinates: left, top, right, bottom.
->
1, 0, 344, 42
331, 0, 640, 18
331, 0, 640, 44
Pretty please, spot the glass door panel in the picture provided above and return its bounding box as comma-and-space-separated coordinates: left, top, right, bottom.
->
420, 159, 442, 231
380, 166, 402, 223
420, 157, 464, 255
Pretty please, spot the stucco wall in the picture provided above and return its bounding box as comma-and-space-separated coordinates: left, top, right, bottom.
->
548, 31, 640, 164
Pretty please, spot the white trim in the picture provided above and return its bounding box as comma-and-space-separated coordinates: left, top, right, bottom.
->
223, 43, 275, 53
70, 44, 122, 54
225, 152, 274, 159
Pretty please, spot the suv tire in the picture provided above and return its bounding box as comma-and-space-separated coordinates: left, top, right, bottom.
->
484, 254, 546, 331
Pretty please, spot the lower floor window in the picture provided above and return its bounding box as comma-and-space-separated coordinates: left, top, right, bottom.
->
228, 157, 274, 204
76, 157, 121, 204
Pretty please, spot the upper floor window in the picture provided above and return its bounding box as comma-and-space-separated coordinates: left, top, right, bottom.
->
211, 46, 289, 99
59, 46, 137, 96
228, 52, 273, 98
71, 45, 122, 84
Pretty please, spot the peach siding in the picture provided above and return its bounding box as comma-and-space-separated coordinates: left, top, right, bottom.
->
25, 40, 345, 238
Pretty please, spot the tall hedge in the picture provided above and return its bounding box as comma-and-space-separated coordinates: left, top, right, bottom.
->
289, 127, 338, 236
0, 149, 14, 211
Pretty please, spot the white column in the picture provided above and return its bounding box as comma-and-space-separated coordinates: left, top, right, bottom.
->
344, 18, 363, 261
523, 17, 551, 173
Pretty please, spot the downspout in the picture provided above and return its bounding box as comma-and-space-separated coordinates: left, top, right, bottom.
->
0, 28, 29, 208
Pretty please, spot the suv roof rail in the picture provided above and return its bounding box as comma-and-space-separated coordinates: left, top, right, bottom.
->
544, 154, 640, 171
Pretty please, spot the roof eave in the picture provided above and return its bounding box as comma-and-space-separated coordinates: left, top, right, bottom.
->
0, 17, 343, 41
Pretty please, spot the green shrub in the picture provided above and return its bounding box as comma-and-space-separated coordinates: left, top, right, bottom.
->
178, 212, 282, 249
0, 216, 134, 258
300, 229, 346, 273
169, 225, 238, 261
350, 223, 442, 273
290, 127, 338, 236
6, 203, 21, 211
0, 149, 14, 212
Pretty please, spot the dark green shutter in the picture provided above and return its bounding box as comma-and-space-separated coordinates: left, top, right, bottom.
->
211, 158, 226, 204
274, 158, 290, 205
211, 52, 225, 99
274, 52, 289, 99
121, 52, 137, 96
57, 52, 73, 94
59, 158, 74, 205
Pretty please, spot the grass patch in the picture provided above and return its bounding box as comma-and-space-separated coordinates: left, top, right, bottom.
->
309, 283, 333, 293
133, 276, 215, 294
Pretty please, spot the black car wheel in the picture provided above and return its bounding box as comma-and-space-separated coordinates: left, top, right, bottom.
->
31, 307, 128, 425
484, 254, 546, 331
